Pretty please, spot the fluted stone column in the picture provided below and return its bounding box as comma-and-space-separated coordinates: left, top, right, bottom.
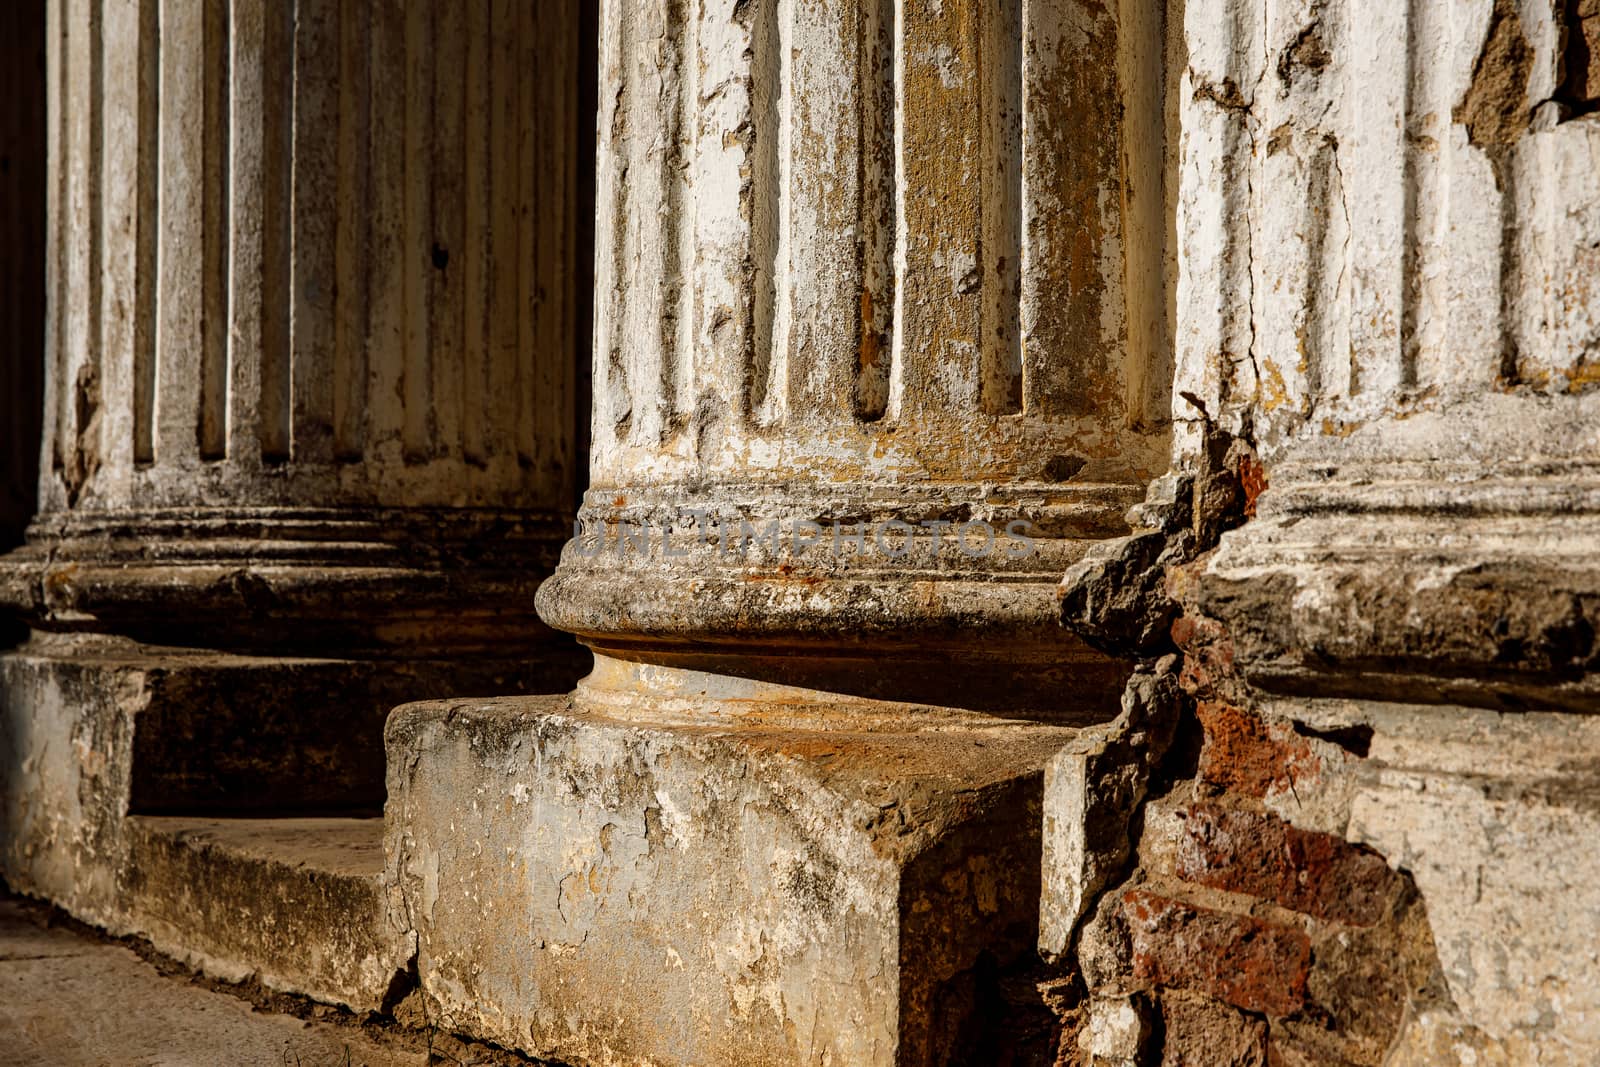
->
1181, 0, 1600, 707
5, 0, 580, 655
385, 0, 1173, 1062
0, 0, 586, 944
535, 0, 1172, 713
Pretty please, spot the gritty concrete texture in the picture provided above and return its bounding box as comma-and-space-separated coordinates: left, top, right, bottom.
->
8, 0, 1600, 1063
0, 896, 427, 1067
385, 691, 1075, 1067
1197, 456, 1600, 713
1173, 0, 1600, 459
11, 0, 587, 656
1052, 544, 1600, 1067
1039, 0, 1600, 1058
1076, 996, 1151, 1064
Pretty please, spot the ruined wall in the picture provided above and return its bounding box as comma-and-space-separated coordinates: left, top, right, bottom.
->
1057, 496, 1456, 1065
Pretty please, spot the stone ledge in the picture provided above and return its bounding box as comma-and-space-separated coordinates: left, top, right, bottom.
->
0, 636, 568, 1014
122, 816, 409, 1012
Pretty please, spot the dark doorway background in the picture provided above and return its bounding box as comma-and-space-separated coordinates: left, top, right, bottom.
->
1, 2, 45, 552
0, 3, 45, 647
574, 0, 596, 516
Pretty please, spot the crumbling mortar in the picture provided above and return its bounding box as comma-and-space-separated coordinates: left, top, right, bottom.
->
1050, 419, 1264, 1056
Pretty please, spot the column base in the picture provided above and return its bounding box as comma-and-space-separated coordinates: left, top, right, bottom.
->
0, 506, 569, 655
385, 692, 1078, 1066
536, 481, 1139, 720
1200, 463, 1600, 711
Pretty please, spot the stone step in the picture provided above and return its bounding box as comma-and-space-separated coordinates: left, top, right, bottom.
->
120, 815, 411, 1012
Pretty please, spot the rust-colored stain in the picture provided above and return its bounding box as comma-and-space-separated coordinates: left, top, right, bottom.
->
1239, 455, 1268, 518
44, 564, 78, 597
859, 290, 880, 371
744, 562, 823, 586
1258, 360, 1293, 414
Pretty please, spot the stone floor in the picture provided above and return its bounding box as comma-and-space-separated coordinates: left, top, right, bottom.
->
0, 894, 538, 1066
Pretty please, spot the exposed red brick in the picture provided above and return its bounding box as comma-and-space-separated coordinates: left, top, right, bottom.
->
1194, 702, 1319, 798
1160, 992, 1268, 1067
1122, 889, 1310, 1018
1240, 454, 1268, 518
1171, 615, 1237, 699
1175, 802, 1402, 927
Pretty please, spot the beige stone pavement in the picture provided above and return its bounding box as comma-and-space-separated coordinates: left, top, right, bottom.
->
0, 895, 529, 1067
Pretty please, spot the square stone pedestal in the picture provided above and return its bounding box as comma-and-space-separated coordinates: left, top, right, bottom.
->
384, 695, 1078, 1067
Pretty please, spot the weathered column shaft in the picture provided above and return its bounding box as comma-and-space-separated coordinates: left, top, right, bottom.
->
8, 0, 584, 653
1178, 0, 1600, 442
1181, 0, 1600, 706
540, 0, 1172, 714
47, 0, 576, 511
591, 0, 1167, 482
